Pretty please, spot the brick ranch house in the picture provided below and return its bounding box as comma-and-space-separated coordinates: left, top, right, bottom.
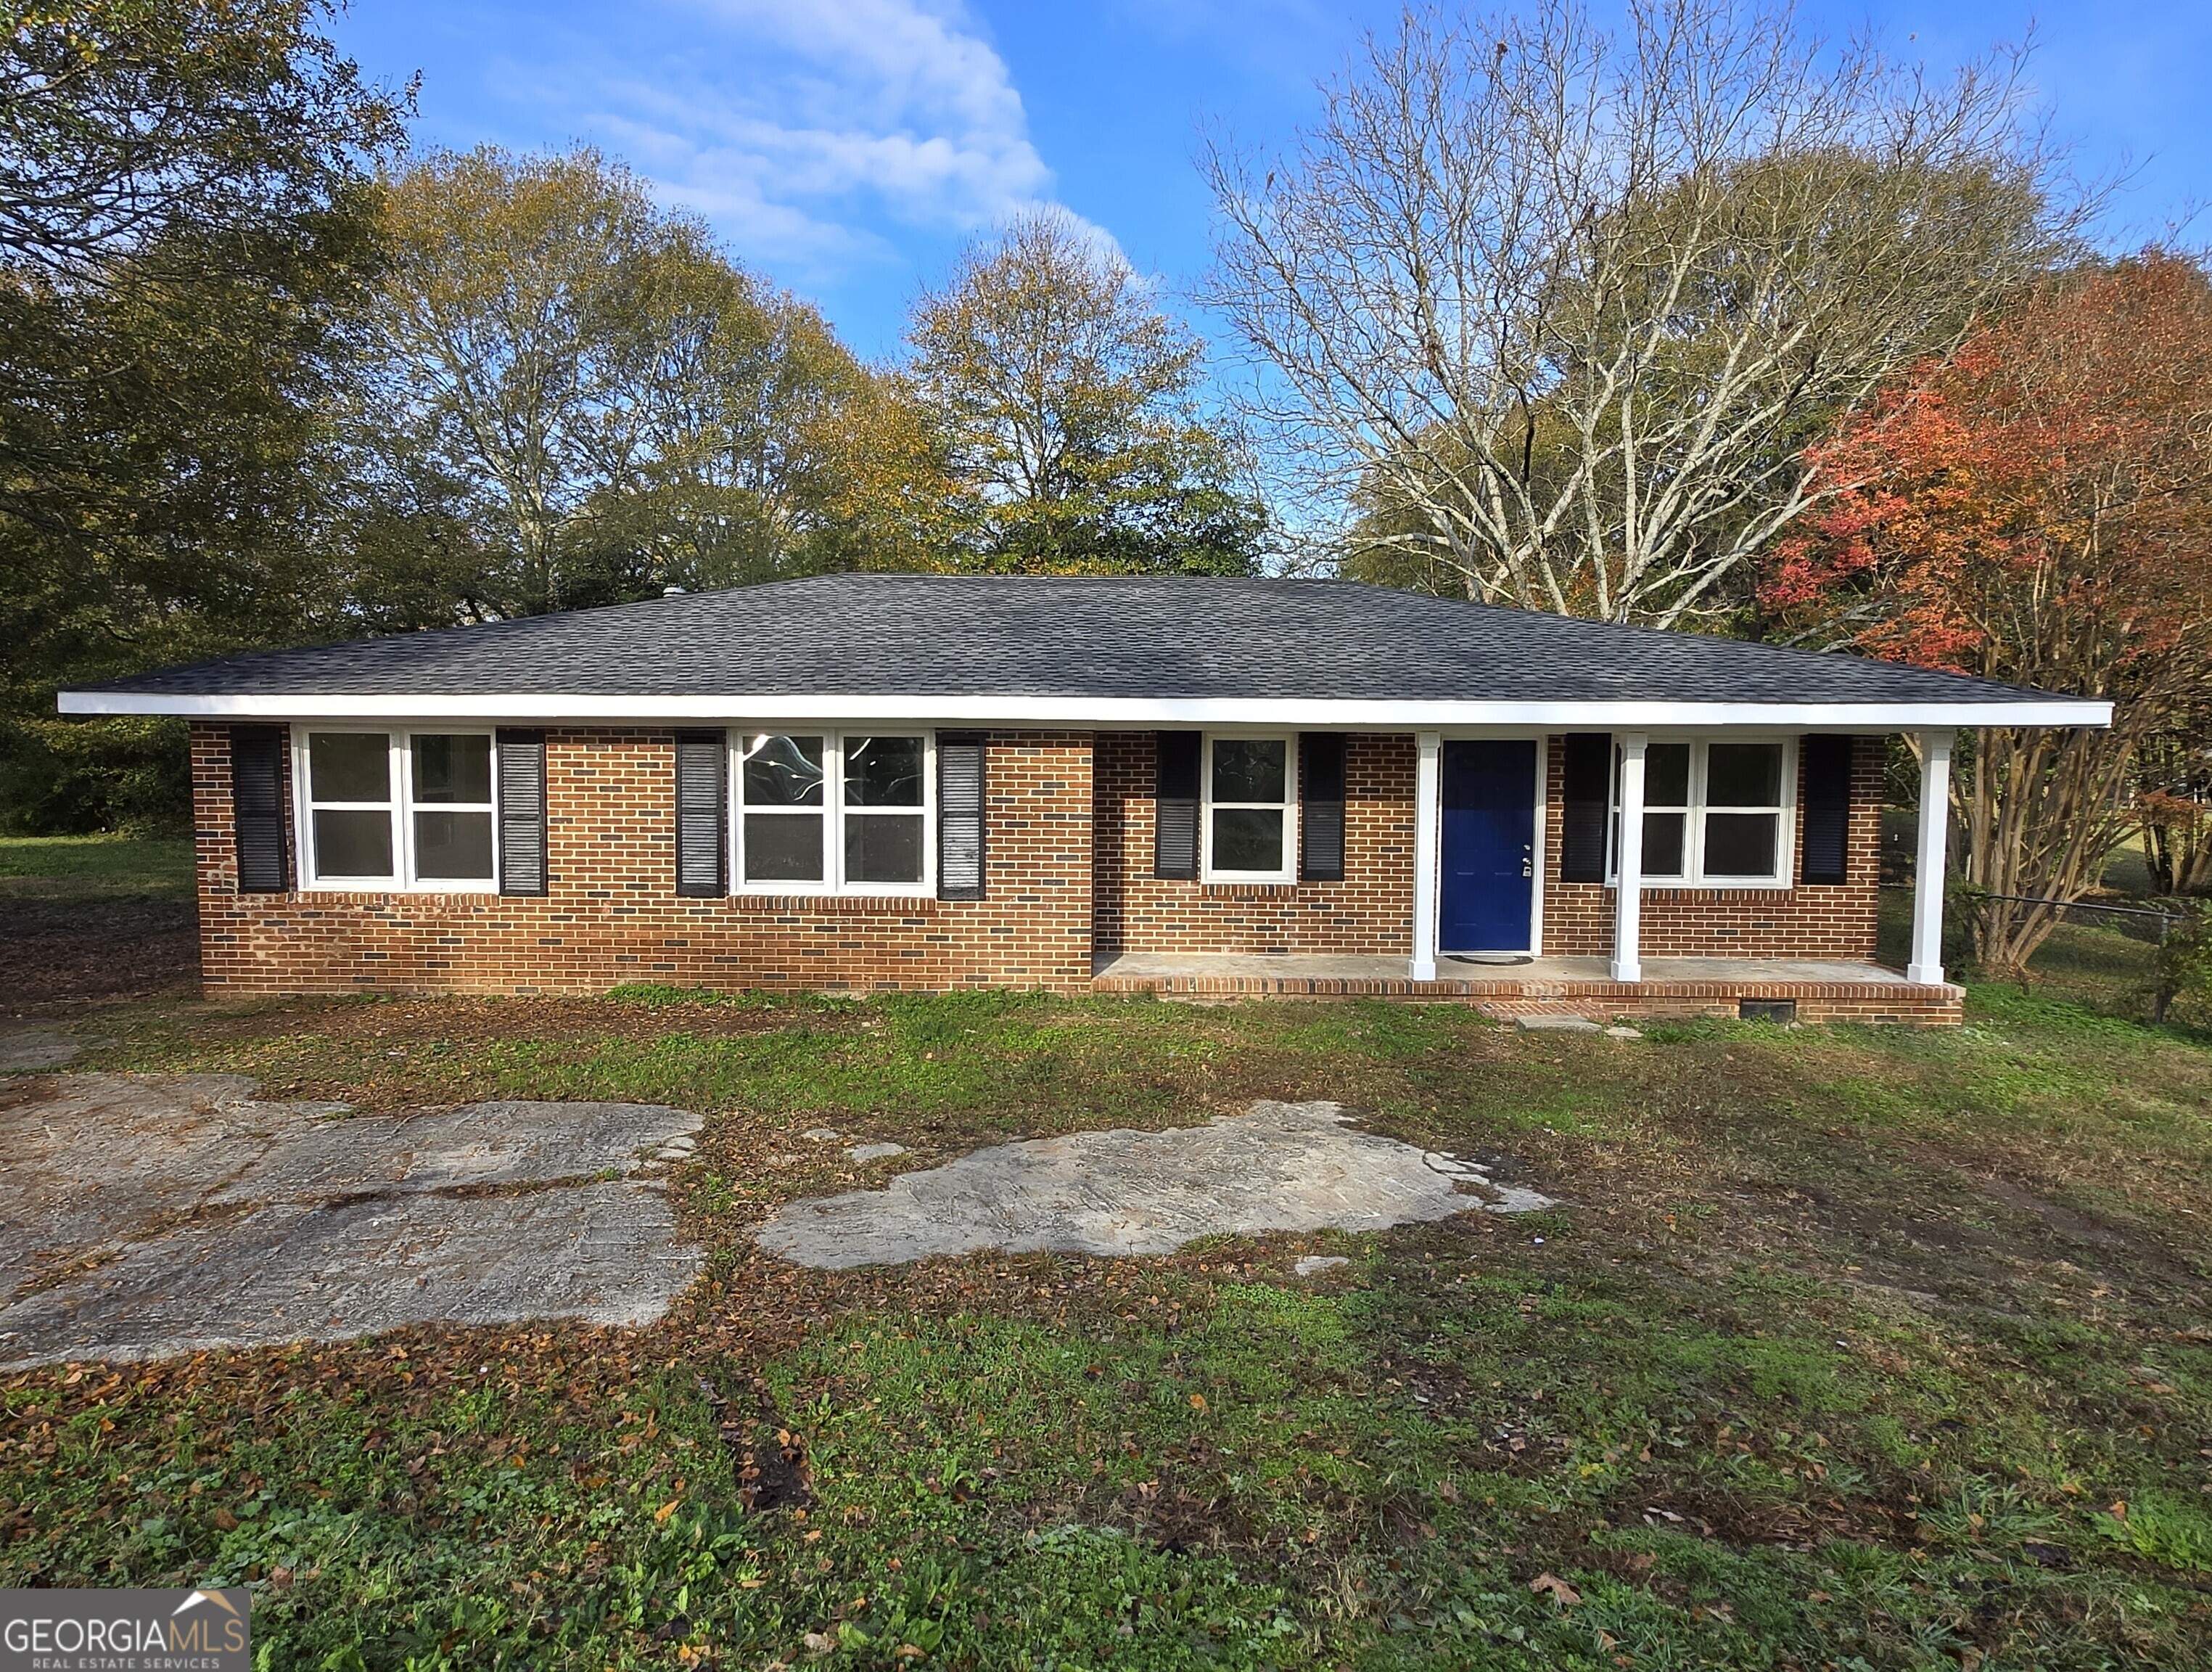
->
62, 575, 2107, 1024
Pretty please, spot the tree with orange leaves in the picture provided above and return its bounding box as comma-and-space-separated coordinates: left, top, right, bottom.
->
1763, 253, 2212, 975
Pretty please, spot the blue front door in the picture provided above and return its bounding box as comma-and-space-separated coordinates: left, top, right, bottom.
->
1439, 740, 1537, 954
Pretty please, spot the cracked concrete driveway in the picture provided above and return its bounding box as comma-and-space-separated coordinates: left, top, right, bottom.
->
0, 1073, 704, 1369
755, 1099, 1555, 1269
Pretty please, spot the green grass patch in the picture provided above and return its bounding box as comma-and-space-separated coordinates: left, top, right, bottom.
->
8, 898, 2212, 1665
0, 832, 193, 894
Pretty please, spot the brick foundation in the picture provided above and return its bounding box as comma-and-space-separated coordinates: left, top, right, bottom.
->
1088, 966, 1962, 1026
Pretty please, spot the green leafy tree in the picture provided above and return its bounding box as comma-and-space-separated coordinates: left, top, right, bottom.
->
335, 147, 880, 621
0, 0, 410, 831
903, 208, 1266, 574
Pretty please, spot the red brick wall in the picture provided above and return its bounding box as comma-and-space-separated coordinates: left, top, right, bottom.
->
189, 724, 1095, 996
188, 723, 1886, 995
1092, 732, 1416, 956
1538, 734, 1884, 959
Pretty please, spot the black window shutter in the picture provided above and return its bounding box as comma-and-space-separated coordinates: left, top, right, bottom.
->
1558, 733, 1611, 883
1299, 732, 1346, 882
1800, 734, 1852, 885
674, 729, 727, 896
938, 732, 986, 900
496, 729, 548, 896
230, 724, 290, 893
1154, 731, 1200, 880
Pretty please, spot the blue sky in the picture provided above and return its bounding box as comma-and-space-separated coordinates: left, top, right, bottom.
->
330, 0, 2212, 363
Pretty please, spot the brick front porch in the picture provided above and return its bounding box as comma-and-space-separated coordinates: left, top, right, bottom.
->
1090, 952, 1963, 1025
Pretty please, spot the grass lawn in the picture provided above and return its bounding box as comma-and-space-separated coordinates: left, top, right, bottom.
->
2, 837, 2209, 1670
0, 832, 199, 1010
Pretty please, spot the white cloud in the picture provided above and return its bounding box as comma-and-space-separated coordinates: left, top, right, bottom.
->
515, 0, 1058, 274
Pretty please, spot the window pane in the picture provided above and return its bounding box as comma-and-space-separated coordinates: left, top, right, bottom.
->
1646, 742, 1691, 807
742, 736, 824, 806
1705, 811, 1778, 877
414, 810, 494, 879
412, 734, 491, 805
744, 813, 823, 881
1212, 807, 1284, 872
313, 808, 392, 877
1642, 811, 1686, 876
844, 736, 924, 807
309, 732, 389, 803
1212, 738, 1286, 804
845, 813, 924, 883
1708, 742, 1783, 806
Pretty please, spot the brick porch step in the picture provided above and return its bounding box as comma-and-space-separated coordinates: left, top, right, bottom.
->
1473, 998, 1609, 1025
1089, 954, 1964, 1025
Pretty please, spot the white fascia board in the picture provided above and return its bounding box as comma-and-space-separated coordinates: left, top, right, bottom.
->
57, 689, 2115, 729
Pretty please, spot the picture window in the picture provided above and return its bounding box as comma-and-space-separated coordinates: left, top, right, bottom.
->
735, 732, 932, 893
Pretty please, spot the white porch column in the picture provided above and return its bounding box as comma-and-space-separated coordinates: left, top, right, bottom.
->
1909, 730, 1954, 986
1411, 730, 1441, 980
1612, 733, 1647, 983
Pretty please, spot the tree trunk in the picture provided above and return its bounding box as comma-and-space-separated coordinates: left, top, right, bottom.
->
1957, 725, 2139, 979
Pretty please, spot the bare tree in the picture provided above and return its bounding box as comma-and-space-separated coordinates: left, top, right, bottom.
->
1204, 0, 2078, 623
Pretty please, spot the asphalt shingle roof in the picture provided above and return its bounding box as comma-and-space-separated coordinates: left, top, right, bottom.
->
78, 574, 2066, 706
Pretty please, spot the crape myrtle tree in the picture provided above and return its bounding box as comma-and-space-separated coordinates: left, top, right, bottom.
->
0, 0, 408, 830
1204, 0, 2076, 623
1761, 255, 2212, 976
2134, 713, 2212, 898
333, 147, 882, 623
900, 207, 1268, 575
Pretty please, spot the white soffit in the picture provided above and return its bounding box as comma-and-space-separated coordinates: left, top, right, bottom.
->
56, 690, 2115, 729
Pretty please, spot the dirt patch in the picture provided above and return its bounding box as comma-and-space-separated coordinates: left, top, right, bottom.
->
0, 893, 198, 1009
698, 1374, 815, 1512
1969, 1173, 2163, 1250
163, 993, 855, 1051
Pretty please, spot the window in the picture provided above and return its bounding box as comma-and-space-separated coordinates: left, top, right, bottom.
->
739, 734, 825, 882
1635, 742, 1692, 879
1703, 742, 1788, 879
300, 731, 499, 889
306, 732, 394, 881
736, 732, 932, 893
1204, 734, 1296, 881
844, 735, 926, 885
1611, 739, 1791, 886
411, 734, 496, 880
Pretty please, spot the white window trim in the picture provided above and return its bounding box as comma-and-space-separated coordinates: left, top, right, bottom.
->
1201, 731, 1299, 884
731, 729, 936, 898
1608, 736, 1796, 890
292, 726, 501, 893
